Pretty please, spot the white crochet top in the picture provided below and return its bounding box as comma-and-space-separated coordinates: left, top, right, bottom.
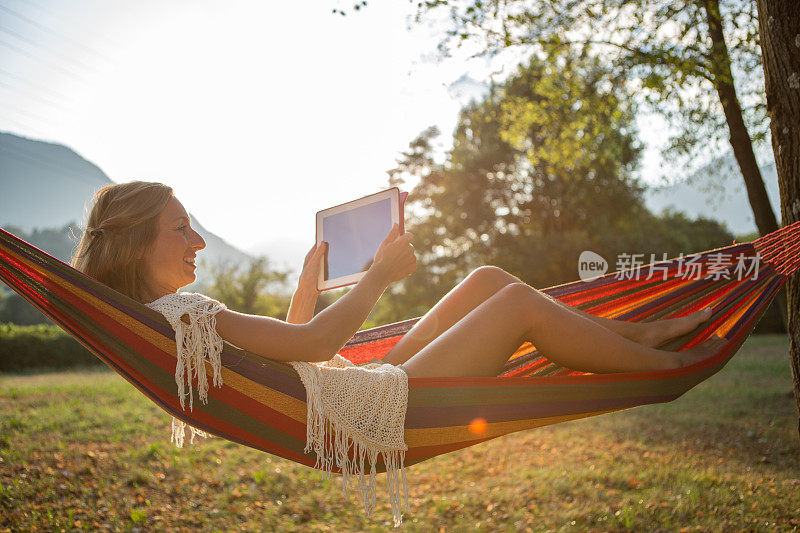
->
145, 292, 410, 526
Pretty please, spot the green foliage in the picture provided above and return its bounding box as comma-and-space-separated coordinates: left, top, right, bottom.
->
0, 293, 52, 326
129, 508, 147, 523
372, 49, 735, 326
1, 223, 80, 263
203, 257, 293, 318
0, 323, 101, 372
413, 0, 767, 178
332, 0, 366, 16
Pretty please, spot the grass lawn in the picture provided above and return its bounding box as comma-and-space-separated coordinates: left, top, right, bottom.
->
1, 334, 799, 532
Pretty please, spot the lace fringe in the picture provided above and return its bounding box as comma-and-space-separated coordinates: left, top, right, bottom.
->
303, 372, 410, 527
170, 417, 212, 448
173, 308, 223, 412
152, 293, 409, 525
168, 300, 224, 448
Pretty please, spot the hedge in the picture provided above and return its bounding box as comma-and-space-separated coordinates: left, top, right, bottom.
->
0, 323, 103, 373
0, 298, 787, 373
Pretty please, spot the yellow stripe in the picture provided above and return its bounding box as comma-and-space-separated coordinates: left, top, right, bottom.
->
604, 281, 686, 319
716, 285, 767, 337
405, 408, 622, 447
222, 370, 308, 422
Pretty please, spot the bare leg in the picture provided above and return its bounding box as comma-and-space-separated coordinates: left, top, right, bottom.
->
540, 287, 714, 349
401, 283, 725, 378
383, 266, 712, 366
382, 266, 514, 365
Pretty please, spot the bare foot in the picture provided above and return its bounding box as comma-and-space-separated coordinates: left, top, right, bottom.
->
639, 307, 714, 348
664, 334, 727, 369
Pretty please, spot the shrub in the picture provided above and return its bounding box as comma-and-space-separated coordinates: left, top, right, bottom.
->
0, 323, 103, 373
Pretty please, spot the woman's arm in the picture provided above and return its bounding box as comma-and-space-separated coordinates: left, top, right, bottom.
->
214, 224, 415, 363
286, 286, 318, 324
286, 242, 324, 324
215, 263, 391, 362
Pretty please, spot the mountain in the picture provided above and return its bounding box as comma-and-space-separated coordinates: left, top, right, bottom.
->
0, 131, 252, 275
249, 237, 311, 283
0, 131, 111, 229
643, 153, 782, 237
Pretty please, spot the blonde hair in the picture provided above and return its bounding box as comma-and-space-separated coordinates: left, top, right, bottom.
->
71, 181, 174, 302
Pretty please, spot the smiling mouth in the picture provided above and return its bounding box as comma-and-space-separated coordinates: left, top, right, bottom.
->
184, 257, 196, 266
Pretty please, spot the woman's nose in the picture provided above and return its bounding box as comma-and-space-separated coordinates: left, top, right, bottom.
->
191, 229, 206, 250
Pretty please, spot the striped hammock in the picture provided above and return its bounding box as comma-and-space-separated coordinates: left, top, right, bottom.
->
1, 223, 799, 471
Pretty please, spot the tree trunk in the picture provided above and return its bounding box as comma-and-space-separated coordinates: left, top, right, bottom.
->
704, 0, 780, 235
703, 0, 788, 331
756, 0, 800, 441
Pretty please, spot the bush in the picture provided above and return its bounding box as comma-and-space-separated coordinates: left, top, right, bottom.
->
0, 293, 52, 326
0, 323, 102, 373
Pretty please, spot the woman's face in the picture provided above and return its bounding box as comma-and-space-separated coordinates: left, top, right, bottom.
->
141, 197, 206, 299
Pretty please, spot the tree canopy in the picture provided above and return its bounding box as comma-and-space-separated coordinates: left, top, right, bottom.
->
203, 258, 292, 318
372, 49, 734, 325
414, 0, 766, 169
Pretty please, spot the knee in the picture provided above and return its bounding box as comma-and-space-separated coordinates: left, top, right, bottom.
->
467, 266, 522, 290
496, 282, 549, 319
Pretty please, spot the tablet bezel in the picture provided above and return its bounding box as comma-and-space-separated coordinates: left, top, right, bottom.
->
315, 187, 401, 291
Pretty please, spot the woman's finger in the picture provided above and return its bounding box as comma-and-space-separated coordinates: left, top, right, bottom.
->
397, 232, 414, 246
380, 223, 399, 246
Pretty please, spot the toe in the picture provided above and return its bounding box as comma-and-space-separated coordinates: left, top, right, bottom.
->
698, 307, 712, 321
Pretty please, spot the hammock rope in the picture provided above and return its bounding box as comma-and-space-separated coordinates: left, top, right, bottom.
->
1, 221, 799, 470
753, 221, 800, 275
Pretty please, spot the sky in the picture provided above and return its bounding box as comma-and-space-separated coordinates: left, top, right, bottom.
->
0, 0, 702, 270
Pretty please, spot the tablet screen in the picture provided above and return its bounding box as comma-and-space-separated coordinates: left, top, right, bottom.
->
323, 198, 392, 281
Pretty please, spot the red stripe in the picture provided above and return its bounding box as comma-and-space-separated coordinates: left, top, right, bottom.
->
581, 276, 689, 317
500, 356, 550, 377
193, 376, 308, 439
559, 249, 747, 309
174, 404, 313, 466
339, 336, 401, 363
560, 271, 675, 307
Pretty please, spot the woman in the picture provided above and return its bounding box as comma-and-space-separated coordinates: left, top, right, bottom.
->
73, 181, 724, 379
72, 181, 724, 525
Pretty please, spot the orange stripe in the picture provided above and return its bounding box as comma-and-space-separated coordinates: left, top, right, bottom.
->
716, 284, 768, 338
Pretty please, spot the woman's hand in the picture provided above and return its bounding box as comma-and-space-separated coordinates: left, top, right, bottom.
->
297, 241, 327, 295
370, 223, 416, 284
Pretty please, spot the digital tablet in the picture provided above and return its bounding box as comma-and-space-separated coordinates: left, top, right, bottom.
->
316, 187, 407, 291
